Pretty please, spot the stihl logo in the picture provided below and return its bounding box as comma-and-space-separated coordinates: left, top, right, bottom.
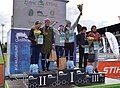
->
103, 67, 120, 74
98, 61, 120, 78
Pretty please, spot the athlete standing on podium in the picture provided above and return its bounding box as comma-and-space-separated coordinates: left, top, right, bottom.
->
64, 4, 83, 68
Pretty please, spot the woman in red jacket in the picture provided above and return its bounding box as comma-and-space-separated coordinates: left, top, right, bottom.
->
88, 25, 101, 72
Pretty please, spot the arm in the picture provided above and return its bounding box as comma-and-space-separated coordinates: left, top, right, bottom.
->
50, 21, 58, 28
28, 29, 36, 44
53, 28, 59, 35
28, 29, 34, 41
51, 28, 55, 45
71, 13, 82, 30
50, 21, 59, 35
88, 32, 93, 45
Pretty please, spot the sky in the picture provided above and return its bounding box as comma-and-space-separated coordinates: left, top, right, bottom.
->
0, 0, 120, 43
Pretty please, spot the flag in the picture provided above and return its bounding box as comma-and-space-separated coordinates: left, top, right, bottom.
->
105, 32, 119, 59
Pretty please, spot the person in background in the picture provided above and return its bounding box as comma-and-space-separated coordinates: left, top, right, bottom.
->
88, 25, 101, 72
2, 42, 7, 53
41, 18, 55, 71
54, 25, 65, 68
64, 10, 82, 69
77, 26, 88, 68
88, 25, 101, 43
28, 21, 43, 65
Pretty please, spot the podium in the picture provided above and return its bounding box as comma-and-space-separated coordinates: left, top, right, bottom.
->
28, 69, 105, 88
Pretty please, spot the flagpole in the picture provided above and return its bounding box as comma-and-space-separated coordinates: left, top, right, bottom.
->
1, 24, 5, 44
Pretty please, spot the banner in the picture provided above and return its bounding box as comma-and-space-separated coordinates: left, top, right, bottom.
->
74, 33, 76, 65
13, 0, 66, 28
98, 61, 120, 78
97, 53, 116, 61
105, 32, 119, 59
8, 28, 31, 74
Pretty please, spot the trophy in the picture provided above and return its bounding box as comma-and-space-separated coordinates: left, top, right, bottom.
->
77, 4, 83, 15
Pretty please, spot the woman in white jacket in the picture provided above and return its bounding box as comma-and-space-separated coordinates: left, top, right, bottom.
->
64, 9, 82, 69
54, 25, 65, 68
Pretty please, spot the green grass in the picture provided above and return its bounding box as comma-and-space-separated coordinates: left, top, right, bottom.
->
74, 83, 120, 88
0, 54, 7, 64
0, 56, 4, 64
88, 83, 120, 88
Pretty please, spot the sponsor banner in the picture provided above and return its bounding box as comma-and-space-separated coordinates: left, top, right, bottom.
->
98, 61, 120, 78
13, 0, 66, 28
97, 53, 116, 61
0, 64, 4, 86
105, 32, 119, 59
8, 29, 31, 74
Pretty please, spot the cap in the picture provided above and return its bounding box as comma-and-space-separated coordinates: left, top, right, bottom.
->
44, 18, 50, 23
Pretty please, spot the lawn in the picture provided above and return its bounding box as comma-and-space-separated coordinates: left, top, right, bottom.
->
0, 54, 7, 64
88, 84, 120, 88
0, 56, 4, 64
75, 83, 120, 88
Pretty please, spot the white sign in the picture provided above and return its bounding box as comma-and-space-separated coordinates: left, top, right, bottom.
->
37, 35, 43, 44
84, 45, 89, 53
60, 33, 65, 43
12, 0, 66, 28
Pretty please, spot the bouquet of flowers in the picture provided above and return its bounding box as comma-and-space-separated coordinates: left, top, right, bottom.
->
77, 4, 83, 12
87, 37, 94, 44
